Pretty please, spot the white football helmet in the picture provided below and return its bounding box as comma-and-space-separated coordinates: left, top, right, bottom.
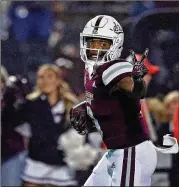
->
80, 15, 124, 68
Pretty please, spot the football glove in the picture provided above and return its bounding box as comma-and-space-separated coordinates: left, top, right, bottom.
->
131, 48, 149, 80
70, 101, 90, 135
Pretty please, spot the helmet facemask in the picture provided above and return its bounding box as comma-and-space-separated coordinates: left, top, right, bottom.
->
86, 37, 112, 61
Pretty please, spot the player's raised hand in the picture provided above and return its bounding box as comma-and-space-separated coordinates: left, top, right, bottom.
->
131, 48, 149, 79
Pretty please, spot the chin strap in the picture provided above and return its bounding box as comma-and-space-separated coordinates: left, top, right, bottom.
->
150, 134, 178, 154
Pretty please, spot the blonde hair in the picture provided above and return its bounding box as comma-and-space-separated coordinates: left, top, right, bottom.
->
27, 64, 78, 120
164, 91, 179, 108
147, 97, 169, 123
1, 65, 9, 83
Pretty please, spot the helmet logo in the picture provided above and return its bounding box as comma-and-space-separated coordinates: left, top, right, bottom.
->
109, 52, 116, 60
92, 28, 98, 34
110, 21, 123, 34
115, 37, 122, 45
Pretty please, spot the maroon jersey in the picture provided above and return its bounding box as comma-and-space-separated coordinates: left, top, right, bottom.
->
85, 59, 149, 149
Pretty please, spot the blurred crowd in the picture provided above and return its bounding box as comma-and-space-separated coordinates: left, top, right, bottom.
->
1, 1, 179, 186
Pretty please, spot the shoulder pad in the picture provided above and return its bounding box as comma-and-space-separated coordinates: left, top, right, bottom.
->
96, 59, 130, 75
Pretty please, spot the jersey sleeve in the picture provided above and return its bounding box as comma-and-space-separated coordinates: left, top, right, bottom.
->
102, 61, 133, 87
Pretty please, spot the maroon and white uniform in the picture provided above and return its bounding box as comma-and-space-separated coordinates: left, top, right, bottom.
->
84, 59, 157, 186
85, 59, 149, 149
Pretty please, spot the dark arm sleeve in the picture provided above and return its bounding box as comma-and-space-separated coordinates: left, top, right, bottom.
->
123, 78, 147, 99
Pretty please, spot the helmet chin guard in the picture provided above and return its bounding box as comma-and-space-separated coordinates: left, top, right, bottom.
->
80, 15, 124, 68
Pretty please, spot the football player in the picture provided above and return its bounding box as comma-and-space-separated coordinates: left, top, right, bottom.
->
70, 15, 157, 186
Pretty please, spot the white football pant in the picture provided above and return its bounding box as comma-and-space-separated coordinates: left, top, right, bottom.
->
84, 140, 157, 186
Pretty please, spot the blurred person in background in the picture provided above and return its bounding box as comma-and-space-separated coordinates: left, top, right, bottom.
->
54, 57, 86, 102
54, 57, 74, 83
21, 64, 78, 187
163, 91, 179, 186
1, 66, 30, 186
147, 97, 169, 128
164, 91, 179, 128
0, 65, 9, 92
53, 42, 85, 98
2, 64, 78, 187
158, 91, 179, 141
8, 1, 53, 41
3, 1, 53, 85
0, 1, 11, 41
147, 97, 169, 144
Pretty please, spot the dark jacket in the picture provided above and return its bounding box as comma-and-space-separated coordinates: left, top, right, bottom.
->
5, 94, 70, 165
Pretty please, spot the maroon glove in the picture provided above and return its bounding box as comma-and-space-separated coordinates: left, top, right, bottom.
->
70, 101, 88, 135
70, 101, 96, 135
131, 48, 149, 80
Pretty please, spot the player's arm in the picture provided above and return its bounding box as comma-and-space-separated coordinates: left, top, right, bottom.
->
115, 76, 147, 99
122, 49, 149, 99
102, 62, 146, 99
103, 49, 148, 99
